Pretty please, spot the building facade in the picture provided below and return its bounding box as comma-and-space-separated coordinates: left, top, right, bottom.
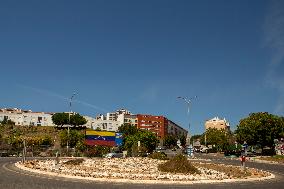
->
137, 114, 167, 139
0, 108, 187, 140
205, 117, 230, 130
85, 108, 134, 132
117, 114, 137, 127
84, 115, 121, 131
0, 108, 55, 126
136, 114, 188, 144
167, 119, 188, 137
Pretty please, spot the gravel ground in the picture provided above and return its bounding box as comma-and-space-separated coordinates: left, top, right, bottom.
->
17, 157, 273, 183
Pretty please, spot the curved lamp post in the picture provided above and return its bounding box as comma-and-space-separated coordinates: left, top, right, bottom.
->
67, 92, 77, 154
177, 96, 197, 146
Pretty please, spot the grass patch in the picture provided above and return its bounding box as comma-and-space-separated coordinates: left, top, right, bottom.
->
158, 154, 200, 174
258, 155, 284, 163
193, 162, 252, 178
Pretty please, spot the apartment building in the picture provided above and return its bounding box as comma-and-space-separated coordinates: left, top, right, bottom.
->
137, 114, 167, 139
84, 108, 133, 131
117, 114, 137, 127
0, 108, 55, 126
167, 119, 188, 137
84, 115, 120, 131
106, 108, 132, 121
205, 117, 230, 130
136, 114, 188, 144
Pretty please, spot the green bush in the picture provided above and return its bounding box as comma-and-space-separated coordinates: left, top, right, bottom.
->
262, 148, 275, 156
158, 154, 200, 174
84, 146, 110, 157
148, 152, 169, 160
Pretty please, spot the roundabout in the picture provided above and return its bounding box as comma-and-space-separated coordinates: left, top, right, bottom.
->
15, 157, 274, 185
1, 156, 284, 189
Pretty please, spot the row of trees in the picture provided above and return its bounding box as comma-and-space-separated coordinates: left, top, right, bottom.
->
192, 112, 284, 153
235, 112, 284, 150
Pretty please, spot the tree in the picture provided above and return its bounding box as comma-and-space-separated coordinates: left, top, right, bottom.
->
118, 123, 139, 136
59, 129, 84, 148
118, 124, 158, 154
164, 135, 177, 148
201, 128, 231, 151
235, 112, 284, 150
70, 113, 87, 126
122, 129, 158, 154
1, 117, 15, 125
190, 134, 202, 144
179, 135, 187, 147
52, 113, 87, 127
52, 113, 69, 127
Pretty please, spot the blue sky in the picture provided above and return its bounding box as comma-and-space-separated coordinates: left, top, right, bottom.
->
1, 0, 283, 134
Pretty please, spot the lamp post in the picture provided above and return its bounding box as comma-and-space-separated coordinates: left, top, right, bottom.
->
177, 96, 197, 146
67, 92, 77, 154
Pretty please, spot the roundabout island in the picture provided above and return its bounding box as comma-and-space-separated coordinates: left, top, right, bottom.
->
15, 156, 274, 185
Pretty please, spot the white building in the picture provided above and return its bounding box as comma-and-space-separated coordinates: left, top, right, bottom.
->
106, 112, 117, 121
84, 116, 121, 131
205, 117, 230, 130
0, 108, 55, 126
83, 108, 133, 131
106, 108, 132, 121
0, 107, 133, 131
117, 114, 137, 127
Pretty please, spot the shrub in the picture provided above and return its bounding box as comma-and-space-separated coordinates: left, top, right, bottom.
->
63, 158, 84, 165
84, 146, 110, 157
148, 152, 169, 160
158, 154, 200, 174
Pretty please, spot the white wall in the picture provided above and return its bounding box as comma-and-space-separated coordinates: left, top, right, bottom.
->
0, 112, 55, 126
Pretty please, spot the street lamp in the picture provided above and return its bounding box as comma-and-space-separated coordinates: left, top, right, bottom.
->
67, 92, 77, 154
177, 96, 197, 146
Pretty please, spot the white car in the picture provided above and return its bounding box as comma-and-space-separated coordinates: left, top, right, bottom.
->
200, 147, 209, 153
104, 152, 123, 158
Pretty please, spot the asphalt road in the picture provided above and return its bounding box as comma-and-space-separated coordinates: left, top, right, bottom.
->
0, 156, 284, 189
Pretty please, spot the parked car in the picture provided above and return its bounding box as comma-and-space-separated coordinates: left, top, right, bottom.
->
246, 151, 257, 157
200, 147, 209, 153
155, 146, 166, 152
104, 152, 123, 158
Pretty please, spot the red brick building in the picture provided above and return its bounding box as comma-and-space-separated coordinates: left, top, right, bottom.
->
136, 114, 188, 144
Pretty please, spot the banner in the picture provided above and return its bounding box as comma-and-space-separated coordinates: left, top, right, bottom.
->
85, 130, 123, 147
115, 132, 123, 146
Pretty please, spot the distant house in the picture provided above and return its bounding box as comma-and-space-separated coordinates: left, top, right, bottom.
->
205, 117, 230, 131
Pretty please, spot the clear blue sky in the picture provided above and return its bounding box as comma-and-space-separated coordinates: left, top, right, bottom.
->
1, 0, 283, 134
